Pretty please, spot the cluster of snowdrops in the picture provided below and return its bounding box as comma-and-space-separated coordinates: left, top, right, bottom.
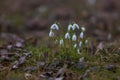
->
49, 23, 90, 55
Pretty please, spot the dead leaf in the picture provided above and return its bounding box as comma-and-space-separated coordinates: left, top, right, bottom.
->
55, 77, 64, 80
56, 64, 67, 77
95, 42, 105, 54
19, 56, 26, 64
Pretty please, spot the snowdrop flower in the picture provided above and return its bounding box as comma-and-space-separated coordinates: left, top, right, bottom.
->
72, 34, 77, 41
49, 30, 54, 37
81, 27, 85, 31
72, 23, 80, 30
50, 23, 59, 30
68, 24, 72, 31
79, 41, 82, 47
77, 49, 80, 54
59, 39, 64, 46
73, 43, 77, 48
80, 32, 84, 38
65, 32, 70, 39
85, 39, 88, 44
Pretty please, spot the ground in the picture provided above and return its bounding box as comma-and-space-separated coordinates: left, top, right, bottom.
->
0, 0, 120, 80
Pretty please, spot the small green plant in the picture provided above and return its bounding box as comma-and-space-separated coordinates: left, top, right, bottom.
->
49, 23, 90, 60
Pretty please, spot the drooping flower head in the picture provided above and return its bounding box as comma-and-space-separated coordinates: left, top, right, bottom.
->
80, 32, 84, 39
81, 27, 85, 32
73, 43, 77, 48
59, 39, 64, 46
65, 32, 70, 39
49, 30, 54, 37
50, 23, 59, 30
72, 34, 77, 41
72, 23, 80, 30
68, 24, 73, 31
85, 39, 88, 44
77, 49, 80, 54
79, 41, 82, 47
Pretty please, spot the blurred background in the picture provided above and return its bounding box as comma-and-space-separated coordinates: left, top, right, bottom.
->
0, 0, 120, 41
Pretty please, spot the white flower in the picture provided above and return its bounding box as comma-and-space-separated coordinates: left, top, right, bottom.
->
79, 41, 82, 47
50, 23, 59, 30
49, 30, 54, 37
72, 34, 77, 41
85, 39, 88, 44
81, 27, 85, 31
65, 32, 70, 39
68, 24, 72, 31
59, 39, 64, 46
72, 23, 80, 30
80, 32, 84, 38
73, 43, 77, 48
77, 49, 80, 54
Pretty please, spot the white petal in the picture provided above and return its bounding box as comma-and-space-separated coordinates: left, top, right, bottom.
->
81, 27, 85, 31
59, 39, 64, 45
55, 24, 59, 30
50, 24, 56, 29
73, 43, 77, 48
85, 39, 88, 44
73, 23, 80, 30
50, 23, 59, 30
65, 32, 70, 39
49, 30, 54, 37
79, 41, 82, 47
80, 32, 84, 38
77, 49, 81, 54
72, 34, 77, 41
68, 24, 72, 31
72, 25, 76, 30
